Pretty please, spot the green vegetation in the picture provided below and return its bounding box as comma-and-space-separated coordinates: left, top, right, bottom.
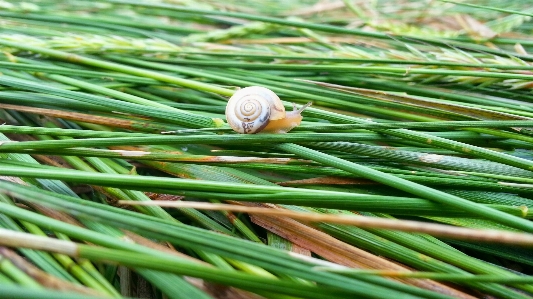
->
0, 0, 532, 298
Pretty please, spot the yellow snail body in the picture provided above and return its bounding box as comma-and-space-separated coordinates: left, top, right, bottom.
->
225, 86, 311, 134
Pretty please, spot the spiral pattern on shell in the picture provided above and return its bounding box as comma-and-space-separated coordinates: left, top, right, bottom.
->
225, 86, 285, 134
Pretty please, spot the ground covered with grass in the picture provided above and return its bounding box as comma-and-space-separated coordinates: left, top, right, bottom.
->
0, 1, 533, 298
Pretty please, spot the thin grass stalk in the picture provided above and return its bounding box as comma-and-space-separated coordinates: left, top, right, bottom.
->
0, 103, 183, 133
103, 55, 533, 172
0, 39, 233, 96
353, 212, 533, 293
118, 200, 533, 246
0, 127, 219, 298
0, 197, 222, 299
126, 58, 533, 80
310, 222, 531, 299
0, 162, 522, 217
94, 0, 533, 61
0, 229, 388, 299
1, 2, 533, 298
322, 269, 533, 284
19, 221, 119, 297
4, 121, 533, 137
45, 74, 191, 111
0, 214, 408, 299
0, 162, 527, 216
147, 51, 533, 70
0, 60, 158, 84
0, 132, 506, 149
54, 232, 123, 297
27, 119, 243, 267
0, 285, 112, 299
0, 254, 42, 289
0, 209, 78, 282
277, 143, 533, 232
0, 74, 220, 128
0, 181, 459, 299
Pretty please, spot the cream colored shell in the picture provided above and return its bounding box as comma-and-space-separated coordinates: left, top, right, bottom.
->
225, 86, 286, 134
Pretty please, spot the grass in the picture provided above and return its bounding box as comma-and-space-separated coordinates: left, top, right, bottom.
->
0, 0, 533, 298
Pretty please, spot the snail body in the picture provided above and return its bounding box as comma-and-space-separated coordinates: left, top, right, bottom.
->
225, 86, 311, 134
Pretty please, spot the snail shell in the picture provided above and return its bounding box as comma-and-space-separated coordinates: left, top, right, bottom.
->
225, 86, 286, 134
226, 86, 312, 134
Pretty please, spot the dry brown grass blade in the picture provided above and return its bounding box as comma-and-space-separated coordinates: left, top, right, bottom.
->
0, 103, 167, 132
32, 154, 75, 169
118, 201, 533, 247
248, 204, 475, 299
286, 242, 311, 256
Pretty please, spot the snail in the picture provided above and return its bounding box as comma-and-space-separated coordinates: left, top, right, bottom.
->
225, 86, 311, 134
